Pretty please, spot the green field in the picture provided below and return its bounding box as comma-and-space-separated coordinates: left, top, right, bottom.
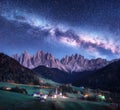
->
0, 82, 111, 110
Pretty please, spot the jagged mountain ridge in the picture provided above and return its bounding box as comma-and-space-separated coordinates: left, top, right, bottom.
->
13, 51, 109, 72
13, 51, 67, 71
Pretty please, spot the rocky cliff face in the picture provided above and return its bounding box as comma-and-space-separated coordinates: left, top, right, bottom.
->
61, 54, 109, 72
13, 51, 66, 71
13, 51, 109, 72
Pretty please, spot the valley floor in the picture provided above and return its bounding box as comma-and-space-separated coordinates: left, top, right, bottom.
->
0, 82, 118, 110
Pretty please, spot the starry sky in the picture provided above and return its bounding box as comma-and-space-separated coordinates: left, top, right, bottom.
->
0, 0, 120, 60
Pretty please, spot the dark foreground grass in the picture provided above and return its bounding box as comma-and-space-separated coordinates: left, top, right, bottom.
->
0, 89, 111, 110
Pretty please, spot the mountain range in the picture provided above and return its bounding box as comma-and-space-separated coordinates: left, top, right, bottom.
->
13, 50, 109, 72
33, 60, 120, 92
0, 52, 120, 92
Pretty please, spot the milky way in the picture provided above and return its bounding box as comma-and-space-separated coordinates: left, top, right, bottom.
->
0, 0, 120, 60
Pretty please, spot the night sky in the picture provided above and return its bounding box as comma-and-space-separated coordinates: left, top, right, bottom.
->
0, 0, 120, 60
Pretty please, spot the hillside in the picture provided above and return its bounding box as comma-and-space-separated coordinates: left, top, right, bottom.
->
0, 53, 39, 84
33, 65, 93, 84
73, 60, 120, 92
33, 66, 69, 83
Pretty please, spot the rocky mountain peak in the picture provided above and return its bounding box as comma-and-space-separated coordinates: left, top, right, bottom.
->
13, 51, 110, 72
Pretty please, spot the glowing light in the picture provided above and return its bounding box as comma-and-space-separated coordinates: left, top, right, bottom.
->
5, 87, 11, 90
62, 96, 67, 99
59, 93, 62, 96
33, 93, 40, 97
98, 95, 105, 100
84, 94, 89, 98
43, 95, 47, 99
53, 95, 57, 98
